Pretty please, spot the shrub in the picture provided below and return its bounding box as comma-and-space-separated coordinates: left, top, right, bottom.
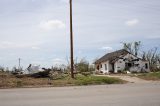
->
16, 80, 23, 87
74, 75, 124, 85
76, 59, 89, 72
138, 72, 160, 80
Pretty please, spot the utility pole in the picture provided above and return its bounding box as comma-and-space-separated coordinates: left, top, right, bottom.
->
18, 58, 21, 71
70, 0, 74, 78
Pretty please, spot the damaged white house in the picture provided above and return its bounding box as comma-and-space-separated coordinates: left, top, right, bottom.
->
27, 64, 44, 74
95, 49, 150, 74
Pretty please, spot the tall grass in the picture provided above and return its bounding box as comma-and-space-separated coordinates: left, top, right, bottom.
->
74, 75, 124, 85
0, 72, 125, 88
138, 72, 160, 80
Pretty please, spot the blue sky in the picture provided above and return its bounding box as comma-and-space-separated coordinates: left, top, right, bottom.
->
0, 0, 160, 68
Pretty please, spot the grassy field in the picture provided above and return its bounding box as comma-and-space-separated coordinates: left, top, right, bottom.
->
137, 72, 160, 81
0, 72, 125, 88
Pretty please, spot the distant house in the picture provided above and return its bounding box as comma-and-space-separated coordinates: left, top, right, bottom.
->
27, 64, 44, 74
95, 49, 150, 74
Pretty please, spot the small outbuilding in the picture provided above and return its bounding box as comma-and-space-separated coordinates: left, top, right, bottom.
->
95, 49, 150, 74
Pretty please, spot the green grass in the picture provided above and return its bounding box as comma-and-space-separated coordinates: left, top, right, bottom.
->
51, 75, 125, 86
76, 75, 125, 85
0, 72, 125, 88
137, 72, 160, 80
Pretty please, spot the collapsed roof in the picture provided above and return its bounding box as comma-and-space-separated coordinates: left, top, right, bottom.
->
95, 49, 130, 64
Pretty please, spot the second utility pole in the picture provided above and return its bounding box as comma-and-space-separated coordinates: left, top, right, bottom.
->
70, 0, 74, 78
18, 58, 21, 70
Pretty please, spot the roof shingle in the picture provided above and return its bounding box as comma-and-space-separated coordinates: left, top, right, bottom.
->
95, 49, 129, 64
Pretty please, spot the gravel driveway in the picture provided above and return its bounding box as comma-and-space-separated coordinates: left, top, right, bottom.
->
105, 75, 150, 83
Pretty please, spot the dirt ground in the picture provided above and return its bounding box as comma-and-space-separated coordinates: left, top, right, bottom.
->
104, 74, 151, 83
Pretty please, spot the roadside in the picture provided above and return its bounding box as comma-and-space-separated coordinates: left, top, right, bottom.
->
0, 72, 125, 89
106, 75, 150, 83
1, 70, 160, 89
97, 73, 160, 84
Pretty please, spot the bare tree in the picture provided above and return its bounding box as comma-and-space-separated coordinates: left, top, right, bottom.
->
122, 41, 141, 56
142, 47, 160, 71
134, 41, 141, 56
0, 66, 5, 72
123, 42, 133, 53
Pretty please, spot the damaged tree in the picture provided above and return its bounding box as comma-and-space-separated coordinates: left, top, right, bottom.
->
142, 47, 160, 71
122, 41, 141, 56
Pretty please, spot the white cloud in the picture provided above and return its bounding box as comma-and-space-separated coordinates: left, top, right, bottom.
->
60, 0, 69, 4
52, 58, 66, 65
1, 41, 13, 45
100, 46, 113, 51
125, 19, 139, 26
30, 61, 42, 65
31, 0, 36, 2
31, 46, 40, 50
0, 41, 14, 49
147, 35, 160, 39
78, 50, 83, 55
39, 20, 65, 31
0, 41, 41, 49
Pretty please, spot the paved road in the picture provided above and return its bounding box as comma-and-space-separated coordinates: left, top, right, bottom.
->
0, 82, 160, 106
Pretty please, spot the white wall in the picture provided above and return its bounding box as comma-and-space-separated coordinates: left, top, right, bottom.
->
28, 65, 44, 74
141, 61, 150, 72
95, 53, 150, 74
115, 60, 125, 73
100, 61, 109, 74
108, 63, 112, 72
115, 53, 150, 72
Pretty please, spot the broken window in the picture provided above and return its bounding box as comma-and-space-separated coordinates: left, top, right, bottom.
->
105, 64, 107, 70
125, 62, 134, 70
145, 63, 148, 69
128, 63, 132, 67
97, 65, 99, 70
134, 64, 139, 67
